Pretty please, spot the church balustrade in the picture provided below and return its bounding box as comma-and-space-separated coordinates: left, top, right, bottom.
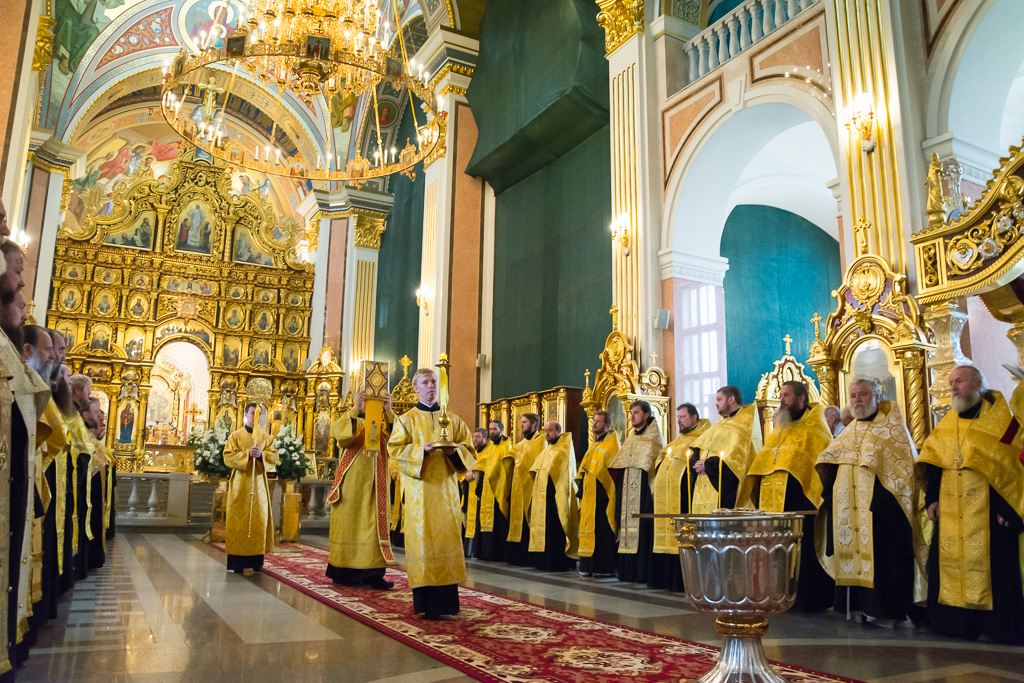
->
117, 472, 192, 526
682, 0, 820, 86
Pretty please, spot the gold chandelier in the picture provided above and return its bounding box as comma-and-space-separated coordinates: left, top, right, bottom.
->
160, 0, 445, 183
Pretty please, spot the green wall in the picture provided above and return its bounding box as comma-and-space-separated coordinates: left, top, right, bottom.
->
720, 204, 842, 403
491, 126, 612, 398
465, 0, 608, 193
374, 106, 424, 371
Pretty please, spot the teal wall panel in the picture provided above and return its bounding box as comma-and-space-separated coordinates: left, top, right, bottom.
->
491, 126, 613, 399
720, 204, 842, 404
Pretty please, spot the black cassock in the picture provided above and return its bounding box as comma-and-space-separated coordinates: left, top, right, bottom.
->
821, 474, 915, 621
921, 463, 1024, 645
778, 477, 834, 613
611, 468, 653, 584
578, 480, 617, 577
470, 473, 510, 563
529, 479, 575, 572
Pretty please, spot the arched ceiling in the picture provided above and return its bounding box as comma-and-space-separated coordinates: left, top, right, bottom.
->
45, 0, 476, 205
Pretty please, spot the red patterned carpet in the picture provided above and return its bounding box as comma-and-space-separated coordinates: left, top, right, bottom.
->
244, 543, 862, 683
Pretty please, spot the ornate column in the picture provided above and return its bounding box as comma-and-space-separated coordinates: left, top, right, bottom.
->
23, 135, 85, 321
414, 27, 480, 421
298, 190, 333, 362
826, 0, 926, 276
303, 187, 391, 384
922, 300, 968, 423
0, 0, 43, 202
347, 203, 389, 366
336, 188, 392, 373
597, 0, 663, 366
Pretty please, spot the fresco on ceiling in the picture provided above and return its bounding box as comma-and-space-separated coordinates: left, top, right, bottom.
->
97, 6, 176, 69
44, 0, 153, 129
65, 108, 309, 236
181, 0, 247, 52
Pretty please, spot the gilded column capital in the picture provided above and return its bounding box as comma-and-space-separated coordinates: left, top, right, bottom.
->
351, 212, 387, 250
32, 15, 56, 72
596, 0, 645, 56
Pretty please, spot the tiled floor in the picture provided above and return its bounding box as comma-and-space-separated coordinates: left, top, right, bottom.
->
16, 533, 1023, 682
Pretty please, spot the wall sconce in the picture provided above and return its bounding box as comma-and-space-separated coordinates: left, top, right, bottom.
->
415, 287, 429, 314
10, 226, 29, 250
845, 92, 875, 153
610, 213, 630, 256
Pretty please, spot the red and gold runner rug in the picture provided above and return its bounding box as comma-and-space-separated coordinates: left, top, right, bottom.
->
252, 543, 862, 683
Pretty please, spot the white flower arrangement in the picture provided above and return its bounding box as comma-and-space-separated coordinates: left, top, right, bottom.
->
192, 426, 232, 479
274, 422, 310, 481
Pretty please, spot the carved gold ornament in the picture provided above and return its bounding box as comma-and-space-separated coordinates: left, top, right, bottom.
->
912, 141, 1024, 303
806, 254, 932, 447
32, 15, 56, 73
596, 0, 645, 55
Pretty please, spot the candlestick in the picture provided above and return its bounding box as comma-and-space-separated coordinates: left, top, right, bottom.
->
717, 451, 724, 510
685, 448, 692, 512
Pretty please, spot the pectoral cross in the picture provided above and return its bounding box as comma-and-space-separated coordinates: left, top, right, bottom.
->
783, 334, 793, 356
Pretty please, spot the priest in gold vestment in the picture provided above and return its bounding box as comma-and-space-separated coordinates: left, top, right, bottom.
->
609, 400, 663, 584
505, 414, 544, 567
916, 366, 1024, 644
7, 323, 52, 659
740, 380, 834, 612
648, 403, 709, 590
468, 421, 512, 562
576, 411, 618, 577
527, 422, 578, 571
223, 403, 277, 573
816, 379, 925, 626
690, 386, 761, 513
388, 368, 474, 619
325, 391, 396, 589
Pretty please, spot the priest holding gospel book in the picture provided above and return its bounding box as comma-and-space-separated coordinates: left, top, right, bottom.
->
388, 362, 474, 620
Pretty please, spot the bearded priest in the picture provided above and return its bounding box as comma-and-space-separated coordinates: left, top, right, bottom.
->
223, 403, 277, 574
468, 421, 512, 562
388, 368, 474, 620
816, 379, 926, 627
576, 411, 619, 577
506, 413, 545, 567
609, 400, 663, 583
528, 421, 578, 571
325, 390, 396, 589
690, 386, 762, 514
648, 403, 710, 591
916, 365, 1024, 645
739, 380, 834, 612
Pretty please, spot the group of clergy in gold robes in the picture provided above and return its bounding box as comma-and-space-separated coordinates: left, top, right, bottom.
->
458, 367, 1022, 644
0, 237, 116, 679
220, 355, 1023, 643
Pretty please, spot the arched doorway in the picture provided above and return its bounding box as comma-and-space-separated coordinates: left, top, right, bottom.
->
146, 341, 211, 445
664, 100, 840, 416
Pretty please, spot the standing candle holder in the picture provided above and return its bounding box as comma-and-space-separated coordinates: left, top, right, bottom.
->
433, 353, 457, 448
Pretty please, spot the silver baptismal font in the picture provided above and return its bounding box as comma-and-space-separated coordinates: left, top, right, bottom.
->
675, 510, 805, 683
